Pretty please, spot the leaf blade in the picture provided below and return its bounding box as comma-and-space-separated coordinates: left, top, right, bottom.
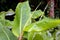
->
12, 1, 31, 37
24, 18, 60, 32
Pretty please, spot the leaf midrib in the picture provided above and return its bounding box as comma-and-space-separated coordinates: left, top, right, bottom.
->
20, 6, 22, 34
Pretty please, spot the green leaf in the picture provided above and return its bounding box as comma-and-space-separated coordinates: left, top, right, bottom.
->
33, 33, 43, 40
0, 11, 6, 20
12, 1, 31, 37
5, 20, 13, 27
32, 10, 44, 19
28, 31, 35, 40
0, 23, 17, 40
0, 11, 8, 27
24, 18, 60, 32
28, 31, 53, 40
23, 31, 28, 39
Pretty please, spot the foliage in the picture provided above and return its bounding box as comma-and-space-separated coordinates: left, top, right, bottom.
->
0, 1, 60, 40
12, 1, 31, 37
0, 11, 18, 40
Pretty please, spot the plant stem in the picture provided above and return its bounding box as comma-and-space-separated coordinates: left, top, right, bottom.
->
35, 2, 42, 11
19, 32, 23, 40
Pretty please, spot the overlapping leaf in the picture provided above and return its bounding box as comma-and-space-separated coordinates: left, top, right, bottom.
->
24, 18, 60, 32
12, 1, 31, 37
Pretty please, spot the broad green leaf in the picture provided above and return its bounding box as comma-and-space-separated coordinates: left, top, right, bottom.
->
0, 23, 17, 40
12, 1, 31, 37
32, 10, 44, 19
24, 18, 60, 32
